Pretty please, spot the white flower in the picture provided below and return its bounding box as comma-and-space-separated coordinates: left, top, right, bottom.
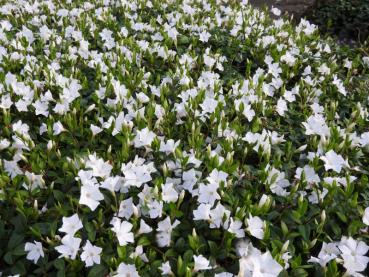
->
339, 237, 369, 276
276, 98, 288, 116
12, 120, 30, 139
302, 114, 330, 137
320, 150, 348, 173
308, 242, 340, 267
359, 132, 369, 147
363, 207, 369, 226
193, 203, 212, 221
271, 7, 281, 16
333, 75, 347, 96
194, 255, 212, 271
3, 160, 22, 179
24, 241, 44, 264
165, 25, 178, 41
199, 30, 211, 42
243, 104, 255, 122
53, 121, 65, 135
24, 171, 45, 190
138, 219, 153, 234
156, 217, 180, 247
200, 97, 218, 116
363, 57, 369, 66
111, 218, 134, 246
281, 51, 296, 66
236, 239, 261, 258
295, 165, 320, 184
59, 214, 83, 236
161, 182, 179, 203
118, 197, 134, 219
318, 63, 331, 75
246, 215, 264, 240
100, 176, 121, 192
134, 127, 156, 148
239, 251, 283, 277
129, 245, 149, 262
207, 169, 228, 185
209, 203, 231, 229
267, 167, 290, 197
114, 262, 139, 277
90, 124, 102, 136
123, 163, 153, 188
228, 218, 245, 238
159, 139, 180, 154
0, 138, 10, 150
55, 235, 81, 260
81, 241, 102, 267
79, 183, 104, 211
159, 261, 172, 275
85, 153, 112, 178
198, 182, 220, 206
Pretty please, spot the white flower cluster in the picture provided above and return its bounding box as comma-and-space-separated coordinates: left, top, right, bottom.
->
0, 0, 367, 276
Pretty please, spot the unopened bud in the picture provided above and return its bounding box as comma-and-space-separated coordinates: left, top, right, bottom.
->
20, 154, 28, 162
34, 199, 38, 210
321, 210, 326, 223
192, 228, 197, 238
85, 104, 96, 113
133, 205, 139, 217
296, 144, 307, 152
47, 140, 54, 151
258, 194, 270, 208
310, 238, 317, 248
162, 163, 168, 177
281, 240, 289, 253
179, 190, 185, 202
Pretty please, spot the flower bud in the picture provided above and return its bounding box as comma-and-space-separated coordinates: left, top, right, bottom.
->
162, 163, 168, 177
296, 144, 307, 152
321, 210, 326, 223
133, 205, 139, 217
179, 190, 185, 202
192, 228, 197, 238
258, 194, 270, 208
34, 199, 38, 210
85, 104, 95, 113
47, 140, 54, 151
281, 240, 289, 253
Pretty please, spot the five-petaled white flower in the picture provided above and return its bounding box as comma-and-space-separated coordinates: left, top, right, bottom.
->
111, 218, 134, 246
59, 214, 83, 236
55, 235, 81, 260
24, 241, 44, 264
194, 254, 212, 271
80, 240, 102, 267
320, 150, 348, 173
246, 215, 265, 240
79, 183, 104, 211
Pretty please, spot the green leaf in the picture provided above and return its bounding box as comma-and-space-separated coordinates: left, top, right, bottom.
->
54, 259, 65, 271
88, 264, 108, 277
4, 252, 13, 265
7, 233, 24, 250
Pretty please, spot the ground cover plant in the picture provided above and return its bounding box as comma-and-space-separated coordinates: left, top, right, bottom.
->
0, 0, 369, 276
305, 0, 369, 42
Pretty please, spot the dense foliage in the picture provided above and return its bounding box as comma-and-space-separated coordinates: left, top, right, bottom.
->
0, 0, 369, 276
305, 0, 369, 42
